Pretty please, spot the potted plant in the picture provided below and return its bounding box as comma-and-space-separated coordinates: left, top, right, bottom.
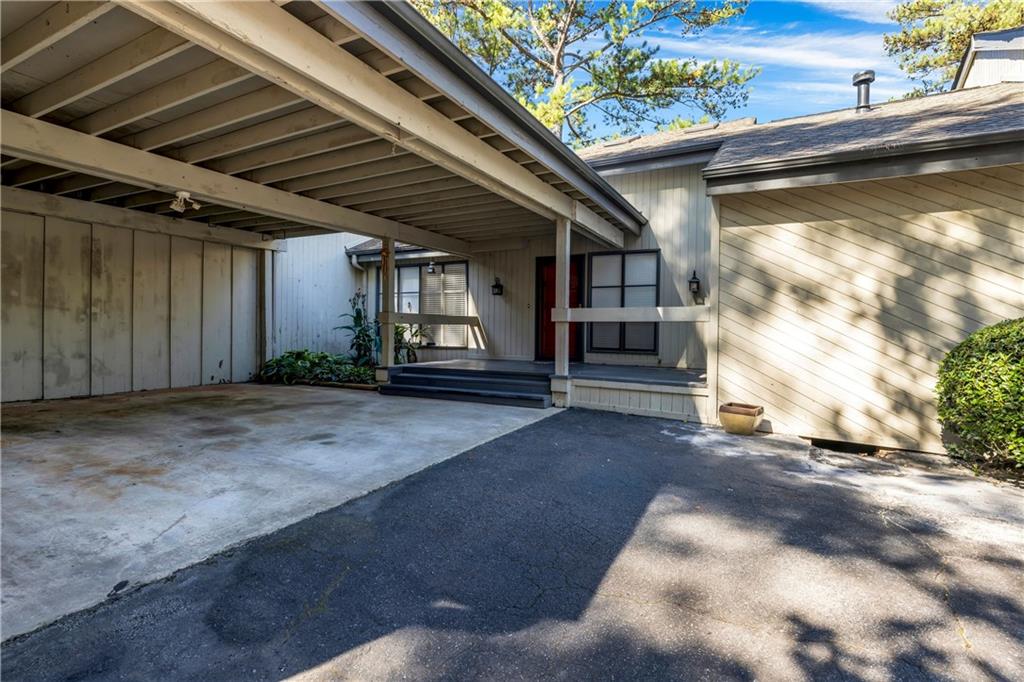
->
719, 403, 764, 435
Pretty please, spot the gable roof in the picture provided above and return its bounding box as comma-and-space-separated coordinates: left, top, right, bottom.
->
577, 118, 757, 169
953, 25, 1024, 90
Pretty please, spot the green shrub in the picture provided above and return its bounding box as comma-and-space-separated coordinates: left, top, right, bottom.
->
936, 318, 1023, 469
260, 350, 375, 385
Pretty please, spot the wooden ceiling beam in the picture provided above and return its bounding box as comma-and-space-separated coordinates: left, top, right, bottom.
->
2, 109, 472, 256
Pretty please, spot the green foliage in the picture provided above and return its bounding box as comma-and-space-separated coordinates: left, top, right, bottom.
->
884, 0, 1024, 95
935, 318, 1024, 469
260, 350, 376, 385
414, 0, 757, 145
334, 289, 378, 367
394, 324, 426, 364
656, 114, 711, 132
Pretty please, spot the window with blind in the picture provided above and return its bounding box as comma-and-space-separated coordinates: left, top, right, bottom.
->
588, 250, 659, 353
374, 262, 468, 348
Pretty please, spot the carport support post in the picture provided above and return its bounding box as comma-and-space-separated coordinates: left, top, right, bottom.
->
376, 236, 396, 383
551, 217, 572, 407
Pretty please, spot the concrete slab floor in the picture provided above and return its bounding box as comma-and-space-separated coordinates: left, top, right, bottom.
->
2, 410, 1022, 680
0, 383, 556, 639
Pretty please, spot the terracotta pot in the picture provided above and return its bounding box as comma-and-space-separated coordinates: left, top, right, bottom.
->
719, 402, 764, 435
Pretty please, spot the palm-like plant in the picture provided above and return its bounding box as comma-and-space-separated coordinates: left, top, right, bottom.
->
334, 290, 378, 367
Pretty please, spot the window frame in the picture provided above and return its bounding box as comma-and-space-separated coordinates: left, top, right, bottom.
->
586, 249, 661, 355
374, 260, 470, 349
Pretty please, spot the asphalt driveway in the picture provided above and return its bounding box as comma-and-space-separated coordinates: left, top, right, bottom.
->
3, 410, 1022, 680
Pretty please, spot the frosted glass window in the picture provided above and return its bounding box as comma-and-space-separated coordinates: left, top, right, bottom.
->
591, 288, 621, 308
623, 286, 656, 307
587, 250, 659, 353
591, 254, 621, 286
624, 323, 656, 351
591, 323, 620, 350
624, 253, 657, 286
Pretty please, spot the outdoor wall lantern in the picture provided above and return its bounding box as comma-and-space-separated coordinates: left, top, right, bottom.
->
491, 277, 504, 296
688, 270, 701, 296
426, 261, 436, 274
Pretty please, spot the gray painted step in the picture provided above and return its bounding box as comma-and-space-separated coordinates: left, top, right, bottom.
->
391, 372, 549, 395
380, 384, 552, 409
398, 365, 551, 382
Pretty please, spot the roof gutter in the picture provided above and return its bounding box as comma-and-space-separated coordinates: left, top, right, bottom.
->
702, 128, 1024, 180
587, 139, 724, 175
364, 1, 647, 231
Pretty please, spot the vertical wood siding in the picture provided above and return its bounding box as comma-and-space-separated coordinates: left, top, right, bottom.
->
412, 164, 713, 367
1, 209, 261, 401
271, 232, 366, 355
42, 217, 91, 399
2, 212, 44, 401
717, 165, 1024, 452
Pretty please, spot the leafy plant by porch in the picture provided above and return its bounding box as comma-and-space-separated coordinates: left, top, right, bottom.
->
335, 290, 378, 367
936, 317, 1023, 470
260, 350, 375, 386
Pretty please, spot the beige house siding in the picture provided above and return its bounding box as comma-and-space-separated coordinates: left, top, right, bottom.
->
385, 163, 712, 368
716, 165, 1024, 452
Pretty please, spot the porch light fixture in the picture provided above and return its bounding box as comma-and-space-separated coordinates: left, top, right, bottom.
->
491, 277, 504, 296
688, 270, 701, 296
426, 261, 436, 274
169, 190, 201, 213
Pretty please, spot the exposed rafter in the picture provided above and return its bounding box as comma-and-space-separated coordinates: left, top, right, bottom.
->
1, 110, 472, 256
122, 0, 624, 248
1, 2, 114, 74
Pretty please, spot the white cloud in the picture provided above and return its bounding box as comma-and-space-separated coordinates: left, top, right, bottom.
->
652, 30, 899, 76
795, 0, 899, 25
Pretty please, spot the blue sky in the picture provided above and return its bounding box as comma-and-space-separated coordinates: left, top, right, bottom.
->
620, 0, 910, 130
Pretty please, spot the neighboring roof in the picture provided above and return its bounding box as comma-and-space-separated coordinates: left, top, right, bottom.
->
577, 118, 757, 169
953, 25, 1024, 90
346, 238, 427, 255
703, 82, 1024, 178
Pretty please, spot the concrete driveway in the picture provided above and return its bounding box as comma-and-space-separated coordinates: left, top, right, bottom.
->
0, 384, 553, 640
3, 409, 1023, 680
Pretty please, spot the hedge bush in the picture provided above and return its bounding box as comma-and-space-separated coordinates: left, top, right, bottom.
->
935, 318, 1023, 470
260, 350, 375, 385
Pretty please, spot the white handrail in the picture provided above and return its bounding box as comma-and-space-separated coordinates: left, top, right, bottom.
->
550, 306, 710, 323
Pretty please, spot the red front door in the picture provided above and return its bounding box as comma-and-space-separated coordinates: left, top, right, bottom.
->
536, 256, 584, 361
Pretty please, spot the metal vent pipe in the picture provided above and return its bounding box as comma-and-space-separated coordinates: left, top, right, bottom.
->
853, 70, 875, 113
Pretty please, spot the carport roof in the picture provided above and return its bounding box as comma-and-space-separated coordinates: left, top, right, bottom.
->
0, 1, 644, 254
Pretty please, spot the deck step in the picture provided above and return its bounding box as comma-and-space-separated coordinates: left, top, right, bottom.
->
379, 383, 552, 409
397, 365, 551, 382
390, 372, 549, 395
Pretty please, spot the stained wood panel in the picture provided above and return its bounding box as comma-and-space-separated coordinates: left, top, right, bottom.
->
2, 207, 262, 401
132, 231, 171, 391
43, 217, 91, 398
1, 211, 44, 401
231, 246, 258, 382
90, 224, 133, 395
170, 237, 203, 388
718, 165, 1024, 453
202, 242, 232, 384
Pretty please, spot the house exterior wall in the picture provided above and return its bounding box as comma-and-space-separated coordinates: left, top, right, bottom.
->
375, 163, 713, 368
270, 232, 366, 356
716, 165, 1024, 452
963, 50, 1024, 88
1, 208, 261, 402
